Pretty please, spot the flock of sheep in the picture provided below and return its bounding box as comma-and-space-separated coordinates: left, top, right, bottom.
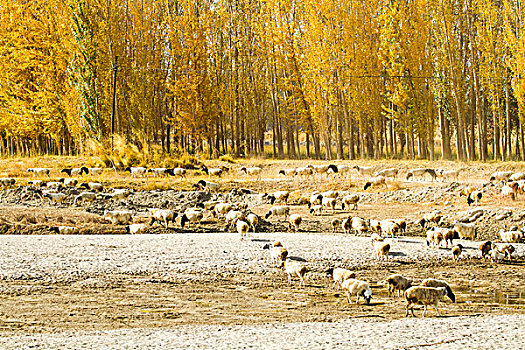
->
2, 162, 523, 317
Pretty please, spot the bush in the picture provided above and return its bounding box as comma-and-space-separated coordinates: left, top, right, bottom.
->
219, 154, 235, 163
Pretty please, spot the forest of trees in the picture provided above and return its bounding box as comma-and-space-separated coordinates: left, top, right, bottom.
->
1, 0, 525, 161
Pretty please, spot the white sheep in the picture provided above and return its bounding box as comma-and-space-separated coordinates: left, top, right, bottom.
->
308, 193, 323, 209
510, 172, 525, 181
246, 213, 259, 232
79, 182, 103, 192
288, 214, 302, 232
380, 220, 400, 239
490, 171, 513, 182
451, 244, 463, 261
50, 226, 78, 234
193, 179, 220, 192
351, 217, 368, 236
374, 168, 398, 179
181, 208, 204, 228
213, 203, 234, 218
436, 169, 460, 182
103, 210, 133, 225
499, 229, 522, 243
385, 274, 412, 298
371, 237, 390, 260
341, 278, 372, 304
331, 218, 341, 233
310, 204, 323, 216
236, 220, 250, 239
420, 278, 456, 303
263, 242, 288, 266
494, 244, 515, 261
27, 168, 50, 177
149, 208, 177, 228
124, 166, 147, 178
326, 267, 356, 289
170, 167, 187, 179
502, 182, 519, 200
267, 191, 290, 204
405, 286, 448, 317
127, 223, 148, 234
426, 229, 444, 248
406, 168, 429, 181
201, 165, 223, 178
148, 168, 170, 177
282, 259, 308, 286
295, 166, 314, 178
63, 178, 78, 187
453, 222, 477, 240
322, 196, 336, 213
108, 188, 133, 201
369, 219, 382, 233
265, 206, 290, 220
87, 168, 103, 176
364, 175, 386, 190
341, 217, 352, 234
341, 194, 360, 210
225, 210, 245, 228
279, 168, 297, 176
73, 192, 97, 206
42, 191, 67, 204
352, 165, 374, 178
240, 166, 262, 180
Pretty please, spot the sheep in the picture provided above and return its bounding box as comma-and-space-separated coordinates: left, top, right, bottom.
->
236, 220, 250, 239
61, 167, 88, 177
0, 178, 15, 187
147, 168, 170, 177
418, 211, 442, 229
265, 205, 290, 220
374, 167, 398, 179
329, 165, 350, 178
282, 259, 308, 286
436, 169, 460, 182
308, 193, 323, 209
426, 229, 443, 248
180, 208, 204, 228
341, 194, 360, 210
490, 171, 513, 182
79, 182, 103, 192
351, 217, 369, 236
429, 227, 454, 248
148, 208, 177, 228
371, 237, 390, 260
201, 165, 223, 178
341, 279, 372, 305
510, 172, 525, 181
263, 242, 288, 266
494, 244, 515, 261
124, 166, 147, 178
240, 166, 262, 180
309, 204, 323, 216
320, 190, 339, 199
295, 166, 314, 178
267, 191, 290, 204
306, 164, 337, 177
392, 219, 407, 233
42, 191, 67, 204
28, 180, 44, 187
103, 210, 133, 225
369, 219, 382, 233
326, 267, 356, 289
420, 278, 456, 303
63, 178, 78, 187
370, 232, 384, 242
279, 168, 297, 176
451, 244, 463, 261
45, 181, 63, 189
87, 167, 103, 176
406, 168, 434, 181
385, 274, 412, 298
225, 210, 246, 228
169, 167, 187, 179
203, 200, 219, 210
466, 190, 483, 206
321, 196, 336, 213
499, 229, 522, 243
331, 218, 341, 233
380, 220, 400, 239
352, 165, 374, 178
341, 217, 352, 234
193, 180, 220, 192
479, 241, 493, 259
288, 214, 302, 232
213, 203, 234, 218
405, 286, 448, 317
501, 182, 519, 200
73, 192, 97, 206
50, 226, 78, 234
246, 213, 259, 232
27, 168, 50, 177
108, 188, 133, 201
364, 175, 386, 190
126, 223, 148, 235
454, 222, 477, 240
490, 248, 506, 263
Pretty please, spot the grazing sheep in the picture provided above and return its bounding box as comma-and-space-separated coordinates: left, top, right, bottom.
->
108, 188, 133, 201
309, 204, 323, 216
420, 279, 456, 303
353, 165, 374, 178
201, 165, 223, 178
326, 268, 357, 289
331, 218, 341, 233
479, 241, 493, 259
454, 222, 477, 240
42, 191, 67, 204
63, 178, 78, 187
494, 244, 515, 261
369, 219, 382, 233
236, 220, 250, 239
265, 205, 290, 220
371, 237, 390, 260
405, 286, 448, 317
341, 194, 360, 210
282, 259, 308, 286
426, 229, 444, 248
169, 167, 187, 179
418, 211, 442, 229
287, 214, 302, 232
499, 229, 522, 243
50, 226, 78, 234
246, 213, 259, 232
370, 232, 384, 242
61, 167, 88, 177
429, 227, 454, 248
322, 196, 336, 213
267, 190, 290, 204
149, 208, 177, 228
331, 165, 351, 178
240, 166, 262, 180
308, 193, 323, 209
279, 168, 297, 176
181, 208, 204, 228
490, 171, 513, 182
467, 190, 483, 206
321, 190, 339, 199
437, 169, 460, 182
385, 274, 412, 298
351, 217, 369, 236
103, 210, 133, 225
374, 168, 398, 179
380, 220, 400, 239
213, 203, 234, 218
126, 223, 148, 234
147, 168, 170, 177
509, 172, 525, 181
73, 192, 97, 206
364, 175, 386, 190
341, 279, 372, 305
341, 217, 352, 234
193, 179, 220, 192
79, 182, 103, 192
87, 168, 103, 176
451, 244, 463, 261
501, 182, 519, 200
406, 168, 436, 182
295, 166, 314, 178
27, 168, 50, 177
124, 166, 147, 178
225, 210, 246, 228
490, 248, 506, 263
263, 242, 288, 266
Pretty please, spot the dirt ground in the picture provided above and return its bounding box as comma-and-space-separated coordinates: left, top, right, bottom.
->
0, 159, 524, 342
